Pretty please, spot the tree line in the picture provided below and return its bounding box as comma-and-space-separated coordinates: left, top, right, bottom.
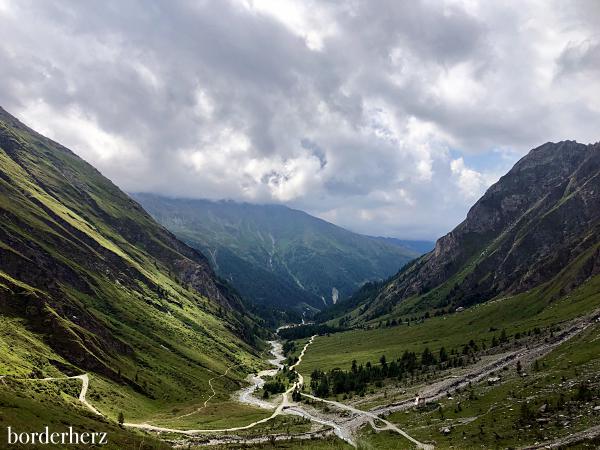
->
277, 324, 346, 340
309, 346, 453, 397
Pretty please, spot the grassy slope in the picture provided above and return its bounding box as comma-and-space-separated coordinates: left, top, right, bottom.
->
0, 107, 268, 434
298, 270, 600, 379
386, 320, 600, 449
0, 378, 169, 450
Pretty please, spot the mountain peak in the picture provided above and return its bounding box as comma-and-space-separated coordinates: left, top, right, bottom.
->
343, 140, 600, 323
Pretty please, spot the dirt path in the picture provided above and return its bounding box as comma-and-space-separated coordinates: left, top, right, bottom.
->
27, 374, 102, 416
73, 374, 102, 416
301, 393, 432, 450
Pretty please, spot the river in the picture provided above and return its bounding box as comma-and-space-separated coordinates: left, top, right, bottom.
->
236, 340, 285, 409
232, 335, 357, 446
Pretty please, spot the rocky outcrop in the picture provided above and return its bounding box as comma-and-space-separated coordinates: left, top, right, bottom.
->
361, 141, 600, 318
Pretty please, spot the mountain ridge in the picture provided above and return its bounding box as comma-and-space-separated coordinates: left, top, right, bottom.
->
132, 193, 423, 318
0, 106, 266, 429
327, 140, 600, 324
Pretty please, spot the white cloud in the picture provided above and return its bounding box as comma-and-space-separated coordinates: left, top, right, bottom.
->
433, 62, 485, 107
450, 157, 495, 199
239, 0, 337, 51
19, 100, 140, 164
0, 0, 598, 239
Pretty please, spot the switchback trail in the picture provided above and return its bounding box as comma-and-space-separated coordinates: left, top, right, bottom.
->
174, 363, 243, 419
17, 374, 102, 416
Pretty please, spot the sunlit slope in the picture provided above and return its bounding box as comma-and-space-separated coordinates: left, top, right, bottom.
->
0, 106, 266, 425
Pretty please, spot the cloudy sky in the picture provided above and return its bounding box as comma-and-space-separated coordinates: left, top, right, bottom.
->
1, 0, 599, 239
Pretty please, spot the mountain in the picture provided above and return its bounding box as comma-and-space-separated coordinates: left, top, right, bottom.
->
288, 140, 600, 450
0, 107, 266, 438
332, 140, 600, 324
132, 194, 421, 317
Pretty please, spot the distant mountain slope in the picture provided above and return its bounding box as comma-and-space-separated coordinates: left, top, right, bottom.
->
336, 140, 600, 324
0, 107, 264, 422
132, 194, 420, 315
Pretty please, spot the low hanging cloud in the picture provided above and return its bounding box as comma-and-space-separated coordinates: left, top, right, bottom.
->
0, 0, 598, 239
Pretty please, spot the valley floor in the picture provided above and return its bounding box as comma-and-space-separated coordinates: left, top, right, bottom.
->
153, 304, 600, 449
3, 303, 600, 449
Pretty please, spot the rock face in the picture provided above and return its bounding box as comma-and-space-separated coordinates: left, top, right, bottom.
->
357, 141, 600, 320
0, 106, 258, 383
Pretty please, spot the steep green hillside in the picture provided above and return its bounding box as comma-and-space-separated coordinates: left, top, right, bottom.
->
132, 194, 420, 316
334, 141, 600, 325
0, 107, 268, 434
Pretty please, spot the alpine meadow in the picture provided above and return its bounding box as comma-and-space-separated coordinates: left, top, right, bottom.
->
1, 1, 600, 449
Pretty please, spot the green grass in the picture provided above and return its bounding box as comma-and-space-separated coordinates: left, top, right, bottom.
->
386, 321, 600, 449
298, 273, 600, 379
146, 401, 272, 430
211, 414, 313, 437
0, 379, 168, 449
356, 428, 420, 449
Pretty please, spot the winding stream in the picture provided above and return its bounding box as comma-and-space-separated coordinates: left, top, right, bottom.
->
236, 340, 285, 409
232, 335, 357, 446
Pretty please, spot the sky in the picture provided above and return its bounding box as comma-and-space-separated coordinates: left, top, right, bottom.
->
0, 0, 599, 240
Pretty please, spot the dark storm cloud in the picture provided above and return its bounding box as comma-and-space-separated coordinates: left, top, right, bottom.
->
0, 0, 598, 239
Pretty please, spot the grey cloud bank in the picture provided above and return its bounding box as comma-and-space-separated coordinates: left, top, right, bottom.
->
0, 0, 598, 239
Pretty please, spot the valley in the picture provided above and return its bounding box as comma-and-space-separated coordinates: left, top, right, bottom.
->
4, 302, 600, 449
1, 326, 428, 448
1, 104, 599, 450
133, 193, 426, 322
3, 1, 600, 448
